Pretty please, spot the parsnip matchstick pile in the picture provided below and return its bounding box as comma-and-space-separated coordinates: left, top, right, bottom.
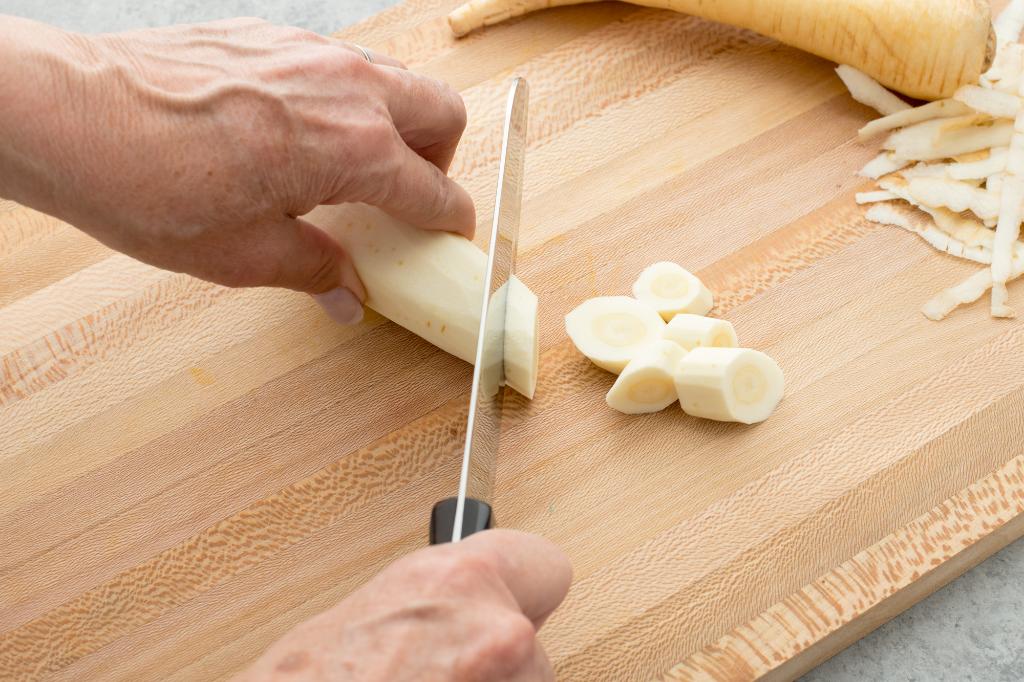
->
565, 262, 785, 423
845, 1, 1024, 321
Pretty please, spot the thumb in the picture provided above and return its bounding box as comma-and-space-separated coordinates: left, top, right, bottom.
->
459, 530, 573, 629
260, 216, 367, 324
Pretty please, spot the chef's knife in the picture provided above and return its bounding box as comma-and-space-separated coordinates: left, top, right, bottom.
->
430, 77, 528, 544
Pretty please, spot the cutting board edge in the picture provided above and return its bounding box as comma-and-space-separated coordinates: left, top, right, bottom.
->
666, 454, 1024, 681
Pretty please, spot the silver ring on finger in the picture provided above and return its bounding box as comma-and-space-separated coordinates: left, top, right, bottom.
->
353, 44, 374, 64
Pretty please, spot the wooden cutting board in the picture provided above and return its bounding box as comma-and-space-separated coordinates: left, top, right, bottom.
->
3, 1, 1024, 680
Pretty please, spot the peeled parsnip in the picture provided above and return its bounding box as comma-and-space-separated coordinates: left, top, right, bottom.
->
307, 203, 539, 399
447, 0, 993, 100
661, 314, 738, 352
632, 261, 713, 321
675, 347, 785, 424
605, 340, 685, 414
565, 295, 665, 374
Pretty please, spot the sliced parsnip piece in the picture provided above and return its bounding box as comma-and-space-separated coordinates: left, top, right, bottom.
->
674, 348, 784, 425
858, 100, 971, 140
953, 84, 1022, 118
632, 261, 713, 321
605, 340, 685, 414
565, 296, 665, 374
859, 152, 910, 179
661, 314, 738, 352
835, 65, 910, 116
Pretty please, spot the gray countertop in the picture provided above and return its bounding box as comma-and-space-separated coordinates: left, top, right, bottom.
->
4, 0, 1023, 677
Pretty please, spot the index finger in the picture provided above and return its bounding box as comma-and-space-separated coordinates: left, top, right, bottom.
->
379, 67, 467, 172
462, 529, 573, 628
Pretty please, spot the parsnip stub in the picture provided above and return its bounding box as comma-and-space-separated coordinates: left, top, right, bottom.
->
565, 296, 665, 374
661, 314, 738, 352
675, 347, 785, 425
605, 340, 685, 414
504, 276, 539, 398
632, 261, 713, 321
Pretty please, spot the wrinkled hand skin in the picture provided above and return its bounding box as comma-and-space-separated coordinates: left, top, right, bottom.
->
237, 530, 572, 682
0, 15, 475, 300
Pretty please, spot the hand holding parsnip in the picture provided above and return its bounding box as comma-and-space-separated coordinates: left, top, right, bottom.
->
0, 15, 473, 325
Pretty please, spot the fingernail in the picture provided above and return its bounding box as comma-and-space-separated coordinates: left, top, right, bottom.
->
313, 287, 364, 325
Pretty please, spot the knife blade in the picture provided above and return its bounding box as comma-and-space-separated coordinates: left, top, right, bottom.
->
430, 77, 529, 544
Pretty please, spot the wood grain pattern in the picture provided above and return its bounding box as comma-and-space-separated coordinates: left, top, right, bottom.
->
2, 1, 1022, 680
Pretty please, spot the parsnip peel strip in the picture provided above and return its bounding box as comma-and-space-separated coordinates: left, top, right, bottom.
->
865, 204, 992, 265
858, 100, 970, 140
954, 85, 1021, 118
855, 190, 897, 204
835, 65, 910, 116
858, 152, 909, 179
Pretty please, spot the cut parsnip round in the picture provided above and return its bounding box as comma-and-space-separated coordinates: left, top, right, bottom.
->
675, 347, 784, 424
606, 340, 685, 414
504, 276, 539, 399
661, 314, 738, 352
632, 262, 713, 321
565, 296, 665, 374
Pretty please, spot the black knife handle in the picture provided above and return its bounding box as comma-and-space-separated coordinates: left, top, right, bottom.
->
430, 497, 493, 544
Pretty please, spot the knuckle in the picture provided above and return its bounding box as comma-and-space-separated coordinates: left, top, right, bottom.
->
330, 47, 374, 80
432, 550, 493, 589
363, 114, 398, 151
459, 613, 537, 680
490, 613, 536, 663
404, 548, 497, 596
286, 27, 328, 44
442, 83, 467, 133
